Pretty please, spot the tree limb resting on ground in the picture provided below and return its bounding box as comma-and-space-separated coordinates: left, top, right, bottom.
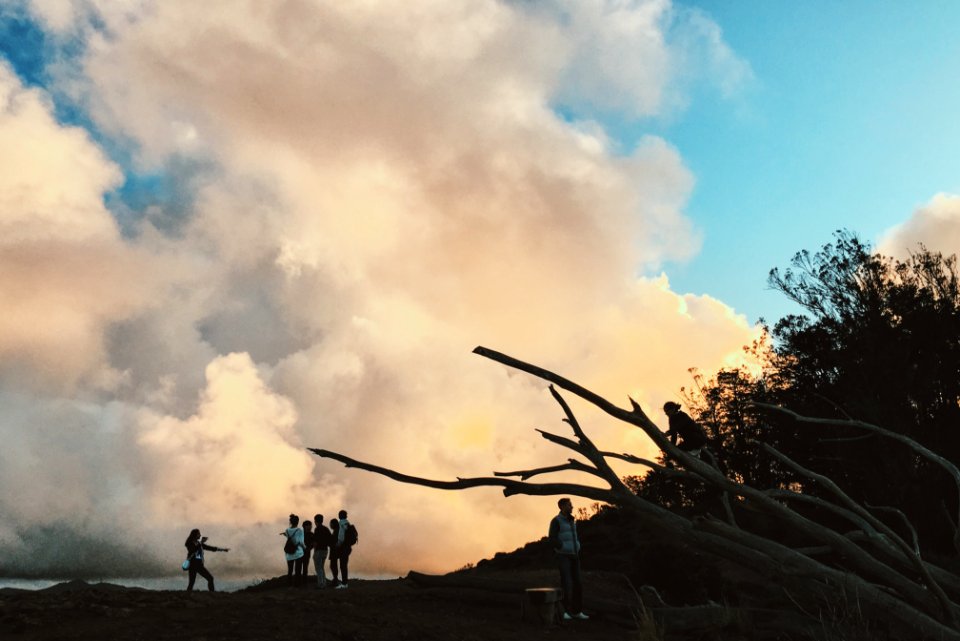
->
308, 346, 960, 640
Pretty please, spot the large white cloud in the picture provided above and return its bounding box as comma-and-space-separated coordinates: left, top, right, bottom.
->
1, 0, 760, 577
878, 193, 960, 258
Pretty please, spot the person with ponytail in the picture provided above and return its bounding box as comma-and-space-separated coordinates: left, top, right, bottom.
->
184, 529, 229, 592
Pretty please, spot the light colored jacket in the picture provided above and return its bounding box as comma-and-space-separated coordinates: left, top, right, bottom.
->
284, 527, 304, 561
335, 518, 351, 548
548, 512, 581, 555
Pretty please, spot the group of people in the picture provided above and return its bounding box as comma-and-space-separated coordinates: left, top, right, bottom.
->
282, 511, 358, 589
184, 401, 702, 624
181, 509, 358, 592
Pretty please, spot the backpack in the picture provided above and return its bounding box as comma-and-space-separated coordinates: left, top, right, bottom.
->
345, 524, 358, 546
283, 532, 298, 555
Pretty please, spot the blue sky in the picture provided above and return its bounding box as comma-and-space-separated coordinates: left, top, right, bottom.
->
655, 1, 960, 322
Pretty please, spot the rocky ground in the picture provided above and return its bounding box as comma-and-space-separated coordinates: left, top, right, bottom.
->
0, 570, 637, 641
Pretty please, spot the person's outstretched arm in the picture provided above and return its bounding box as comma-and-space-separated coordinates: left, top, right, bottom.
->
202, 542, 229, 552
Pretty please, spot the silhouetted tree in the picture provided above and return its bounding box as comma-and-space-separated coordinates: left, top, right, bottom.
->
767, 231, 960, 553
633, 232, 960, 555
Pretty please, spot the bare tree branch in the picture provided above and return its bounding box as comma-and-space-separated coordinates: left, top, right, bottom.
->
493, 459, 605, 481
765, 489, 881, 539
701, 449, 738, 527
817, 434, 877, 445
308, 448, 614, 503
755, 402, 960, 555
535, 428, 583, 453
866, 502, 921, 556
597, 451, 662, 468
691, 514, 960, 638
598, 451, 703, 482
474, 346, 720, 474
758, 441, 956, 625
548, 385, 629, 491
474, 346, 660, 436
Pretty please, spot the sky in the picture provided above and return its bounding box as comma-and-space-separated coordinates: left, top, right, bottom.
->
1, 0, 959, 580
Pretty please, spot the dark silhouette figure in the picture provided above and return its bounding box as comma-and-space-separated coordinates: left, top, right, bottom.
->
329, 517, 340, 585
300, 520, 314, 585
281, 514, 305, 587
663, 402, 707, 456
330, 509, 357, 589
549, 498, 588, 620
313, 514, 332, 588
184, 529, 228, 592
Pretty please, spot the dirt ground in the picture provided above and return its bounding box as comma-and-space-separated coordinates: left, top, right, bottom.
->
0, 571, 636, 641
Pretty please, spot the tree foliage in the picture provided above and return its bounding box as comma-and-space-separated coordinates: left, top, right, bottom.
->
635, 230, 960, 554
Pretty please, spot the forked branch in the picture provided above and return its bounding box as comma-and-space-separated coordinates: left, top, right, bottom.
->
308, 448, 613, 503
755, 402, 960, 555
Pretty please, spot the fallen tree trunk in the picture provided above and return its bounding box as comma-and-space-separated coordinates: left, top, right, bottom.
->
311, 347, 960, 640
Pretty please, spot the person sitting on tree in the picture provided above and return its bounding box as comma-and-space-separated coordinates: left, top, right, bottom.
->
662, 401, 707, 457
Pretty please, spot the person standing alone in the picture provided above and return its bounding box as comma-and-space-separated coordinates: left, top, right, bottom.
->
184, 529, 229, 592
549, 498, 588, 621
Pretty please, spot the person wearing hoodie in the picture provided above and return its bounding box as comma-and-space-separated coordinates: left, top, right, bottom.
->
331, 509, 357, 589
281, 514, 305, 587
184, 529, 229, 592
548, 498, 588, 621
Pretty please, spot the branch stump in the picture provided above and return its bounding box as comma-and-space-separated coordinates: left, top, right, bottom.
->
522, 587, 562, 626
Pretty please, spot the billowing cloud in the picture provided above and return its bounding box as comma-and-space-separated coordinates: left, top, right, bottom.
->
878, 193, 960, 258
0, 63, 166, 389
545, 0, 753, 118
0, 0, 759, 578
136, 352, 339, 524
